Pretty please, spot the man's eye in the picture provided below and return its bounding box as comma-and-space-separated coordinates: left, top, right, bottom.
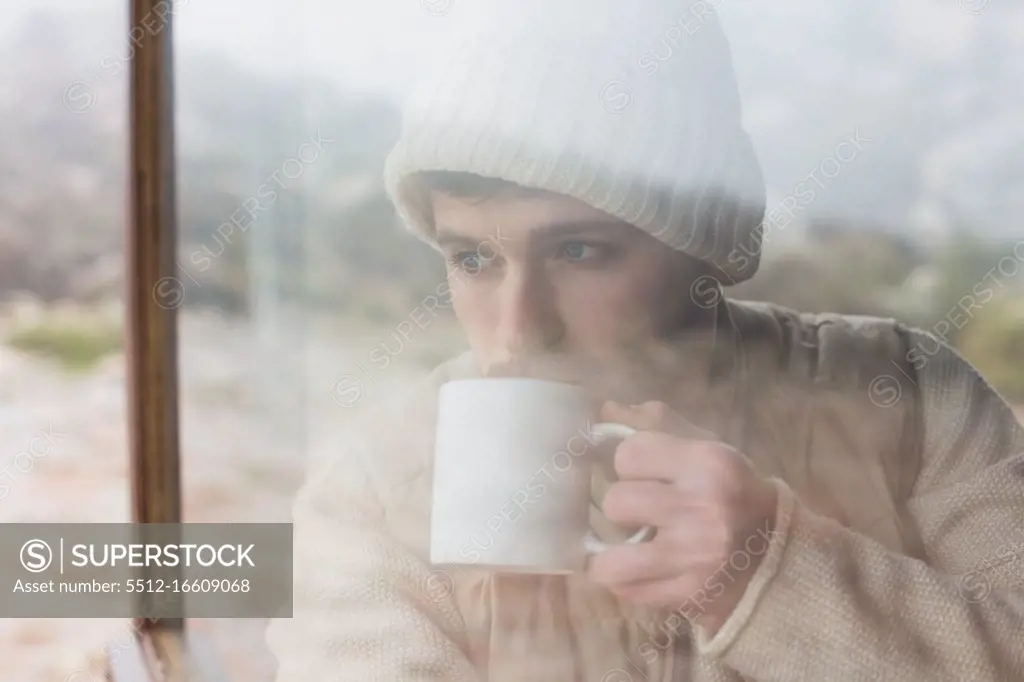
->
448, 251, 484, 272
557, 242, 601, 262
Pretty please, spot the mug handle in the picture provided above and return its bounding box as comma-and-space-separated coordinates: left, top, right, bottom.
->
582, 421, 656, 554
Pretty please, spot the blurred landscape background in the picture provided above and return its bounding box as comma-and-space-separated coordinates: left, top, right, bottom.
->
1, 0, 1023, 679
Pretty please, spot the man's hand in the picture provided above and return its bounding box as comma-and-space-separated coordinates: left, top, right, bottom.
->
587, 400, 779, 636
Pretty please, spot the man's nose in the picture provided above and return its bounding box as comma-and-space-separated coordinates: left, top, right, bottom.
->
494, 268, 564, 356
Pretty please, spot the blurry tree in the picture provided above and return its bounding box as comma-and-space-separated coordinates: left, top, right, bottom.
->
172, 49, 441, 323
728, 252, 872, 316
925, 226, 1008, 340
809, 218, 921, 280
958, 296, 1024, 403
729, 217, 922, 318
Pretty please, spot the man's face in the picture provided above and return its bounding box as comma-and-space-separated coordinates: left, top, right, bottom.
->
431, 187, 709, 381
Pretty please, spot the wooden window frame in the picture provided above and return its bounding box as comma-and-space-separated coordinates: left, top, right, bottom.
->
106, 2, 221, 680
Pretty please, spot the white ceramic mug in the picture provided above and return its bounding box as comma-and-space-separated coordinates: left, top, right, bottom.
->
430, 378, 655, 574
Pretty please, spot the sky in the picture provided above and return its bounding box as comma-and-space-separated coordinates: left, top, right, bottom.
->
7, 0, 1004, 100
7, 0, 1022, 237
6, 0, 462, 99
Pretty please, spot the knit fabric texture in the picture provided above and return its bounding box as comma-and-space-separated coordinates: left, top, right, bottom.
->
266, 299, 1024, 681
383, 0, 767, 283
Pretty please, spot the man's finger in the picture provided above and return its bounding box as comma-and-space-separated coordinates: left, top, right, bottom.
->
588, 536, 682, 586
599, 400, 713, 439
599, 479, 690, 528
612, 431, 721, 482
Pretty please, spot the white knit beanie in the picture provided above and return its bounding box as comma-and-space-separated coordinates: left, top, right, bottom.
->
384, 0, 766, 283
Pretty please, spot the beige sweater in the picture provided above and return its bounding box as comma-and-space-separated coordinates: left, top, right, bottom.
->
266, 299, 1024, 681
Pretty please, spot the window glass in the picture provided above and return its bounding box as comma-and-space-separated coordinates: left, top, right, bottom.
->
4, 1, 1023, 680
2, 2, 132, 679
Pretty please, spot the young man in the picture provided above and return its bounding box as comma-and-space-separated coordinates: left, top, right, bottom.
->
267, 2, 1024, 680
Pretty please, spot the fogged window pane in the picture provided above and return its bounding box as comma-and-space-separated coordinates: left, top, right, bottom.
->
2, 2, 133, 680
260, 3, 1024, 682
174, 2, 319, 679
271, 2, 1024, 681
4, 0, 1024, 681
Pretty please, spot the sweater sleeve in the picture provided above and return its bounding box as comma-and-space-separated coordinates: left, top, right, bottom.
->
265, 434, 481, 682
693, 330, 1024, 680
